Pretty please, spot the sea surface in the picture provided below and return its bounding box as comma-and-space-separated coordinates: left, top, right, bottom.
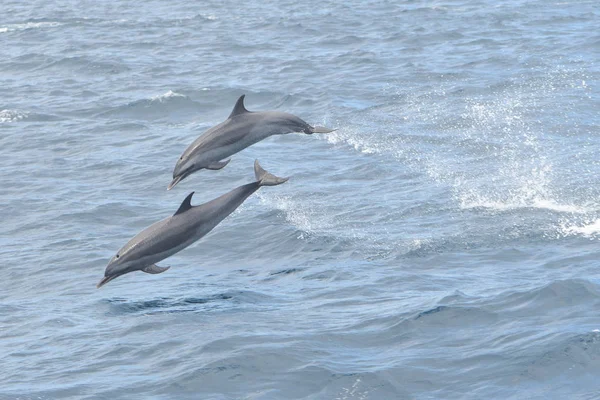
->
1, 0, 599, 399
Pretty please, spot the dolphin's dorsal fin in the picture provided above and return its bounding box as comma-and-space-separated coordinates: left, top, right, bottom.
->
228, 95, 249, 118
174, 192, 194, 215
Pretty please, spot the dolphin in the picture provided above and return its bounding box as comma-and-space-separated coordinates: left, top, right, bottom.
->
97, 160, 288, 288
168, 94, 334, 189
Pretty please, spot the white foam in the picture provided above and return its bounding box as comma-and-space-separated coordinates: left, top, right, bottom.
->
0, 109, 28, 123
179, 14, 218, 21
458, 189, 590, 214
559, 218, 600, 238
150, 90, 186, 102
407, 238, 431, 252
531, 199, 589, 214
0, 22, 62, 33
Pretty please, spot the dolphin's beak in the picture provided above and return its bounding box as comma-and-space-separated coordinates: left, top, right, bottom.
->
96, 274, 117, 288
167, 175, 183, 190
306, 126, 336, 134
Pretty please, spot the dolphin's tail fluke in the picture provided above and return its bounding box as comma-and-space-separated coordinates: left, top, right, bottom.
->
305, 125, 336, 134
254, 160, 289, 187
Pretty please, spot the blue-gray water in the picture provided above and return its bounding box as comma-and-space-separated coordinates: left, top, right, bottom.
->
1, 1, 599, 399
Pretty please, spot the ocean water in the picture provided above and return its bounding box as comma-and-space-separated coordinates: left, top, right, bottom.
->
1, 0, 599, 398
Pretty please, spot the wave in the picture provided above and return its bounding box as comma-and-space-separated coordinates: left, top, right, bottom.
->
254, 192, 399, 260
35, 56, 130, 74
413, 305, 497, 327
426, 280, 600, 317
492, 279, 600, 313
340, 279, 600, 359
457, 190, 592, 214
90, 88, 315, 125
0, 109, 28, 123
0, 21, 62, 33
168, 13, 219, 23
96, 90, 203, 121
0, 109, 59, 123
94, 88, 298, 123
104, 290, 275, 315
149, 90, 186, 102
525, 330, 600, 383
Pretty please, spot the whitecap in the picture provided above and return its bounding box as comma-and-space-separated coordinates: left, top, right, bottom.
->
0, 21, 62, 33
0, 109, 29, 123
150, 90, 187, 102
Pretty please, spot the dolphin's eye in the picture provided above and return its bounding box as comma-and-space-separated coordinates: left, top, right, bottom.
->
116, 254, 120, 259
180, 157, 183, 160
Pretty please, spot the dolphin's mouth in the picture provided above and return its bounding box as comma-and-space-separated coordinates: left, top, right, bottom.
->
168, 166, 194, 190
96, 274, 118, 288
167, 175, 184, 190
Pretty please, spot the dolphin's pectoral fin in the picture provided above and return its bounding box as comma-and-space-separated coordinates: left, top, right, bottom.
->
142, 264, 170, 274
206, 159, 231, 170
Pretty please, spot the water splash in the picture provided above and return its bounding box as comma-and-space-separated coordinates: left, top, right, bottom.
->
324, 68, 593, 219
335, 377, 369, 400
256, 193, 333, 237
558, 217, 600, 239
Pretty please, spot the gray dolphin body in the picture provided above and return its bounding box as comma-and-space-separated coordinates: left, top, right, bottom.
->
97, 161, 288, 288
168, 95, 333, 189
